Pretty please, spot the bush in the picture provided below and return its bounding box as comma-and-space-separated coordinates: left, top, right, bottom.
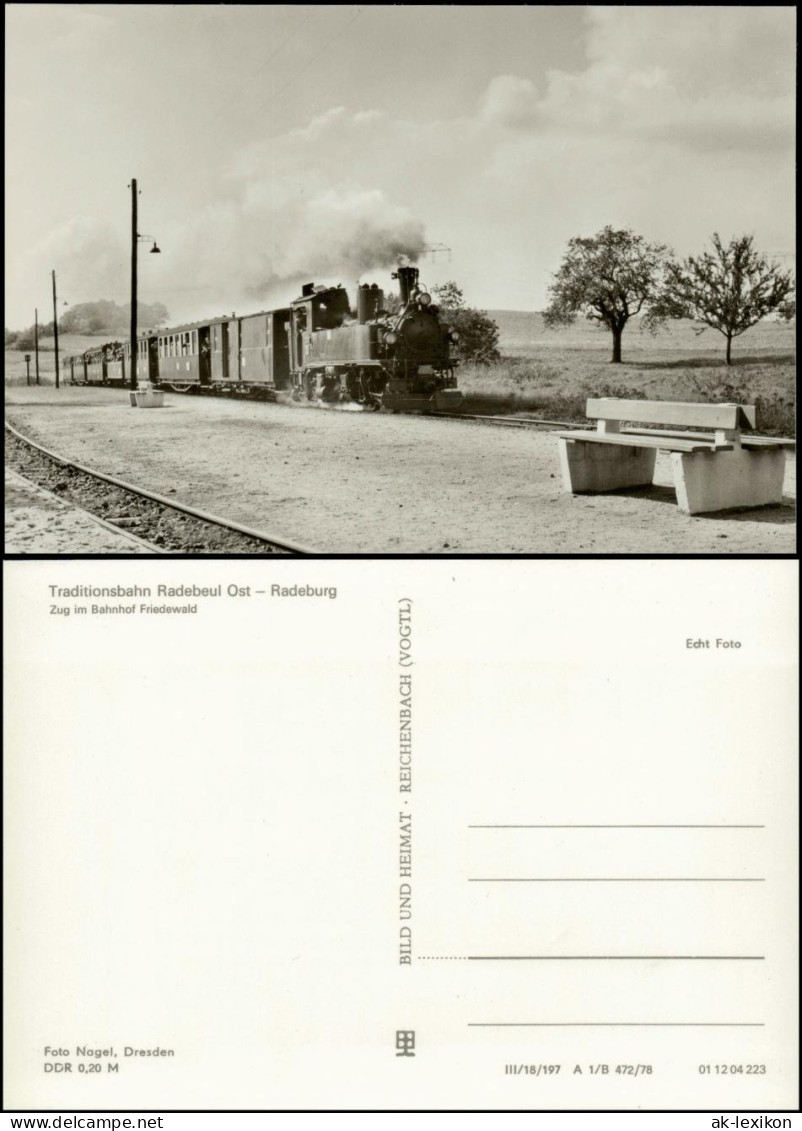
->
432, 281, 501, 364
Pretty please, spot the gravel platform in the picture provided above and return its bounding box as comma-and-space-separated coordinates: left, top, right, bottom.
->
5, 466, 151, 554
5, 428, 293, 554
5, 386, 796, 554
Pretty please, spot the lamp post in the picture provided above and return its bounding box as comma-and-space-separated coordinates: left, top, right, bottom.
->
24, 354, 31, 386
128, 178, 161, 390
51, 269, 60, 388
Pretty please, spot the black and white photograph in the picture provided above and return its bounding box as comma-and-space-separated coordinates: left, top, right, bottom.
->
5, 5, 796, 555
2, 4, 799, 1127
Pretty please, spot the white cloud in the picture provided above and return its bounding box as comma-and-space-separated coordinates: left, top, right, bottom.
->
16, 7, 795, 318
479, 75, 540, 128
478, 6, 795, 151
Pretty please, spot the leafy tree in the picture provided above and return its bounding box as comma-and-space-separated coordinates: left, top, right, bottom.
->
59, 299, 170, 336
382, 291, 402, 316
777, 299, 796, 323
8, 300, 172, 352
432, 281, 500, 364
647, 234, 796, 364
544, 226, 668, 363
10, 321, 53, 349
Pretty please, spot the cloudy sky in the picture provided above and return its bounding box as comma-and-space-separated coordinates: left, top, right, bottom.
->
5, 4, 796, 327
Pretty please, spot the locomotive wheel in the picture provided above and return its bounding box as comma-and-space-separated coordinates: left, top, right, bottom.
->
321, 376, 340, 403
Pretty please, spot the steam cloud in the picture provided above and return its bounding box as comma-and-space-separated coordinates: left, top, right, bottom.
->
236, 187, 427, 306
28, 104, 428, 323
31, 148, 426, 324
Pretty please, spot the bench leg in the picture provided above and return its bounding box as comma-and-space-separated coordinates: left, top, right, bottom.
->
558, 439, 656, 494
671, 448, 786, 515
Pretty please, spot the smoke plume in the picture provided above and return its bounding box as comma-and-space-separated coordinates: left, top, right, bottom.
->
28, 108, 428, 324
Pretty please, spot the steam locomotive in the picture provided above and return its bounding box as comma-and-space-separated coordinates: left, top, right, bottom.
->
64, 266, 462, 412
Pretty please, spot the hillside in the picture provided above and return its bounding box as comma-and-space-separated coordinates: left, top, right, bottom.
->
488, 310, 796, 358
464, 312, 795, 435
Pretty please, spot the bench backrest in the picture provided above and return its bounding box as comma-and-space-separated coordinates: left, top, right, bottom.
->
586, 398, 756, 431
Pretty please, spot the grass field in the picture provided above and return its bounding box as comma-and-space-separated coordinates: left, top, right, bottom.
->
5, 318, 796, 435
460, 313, 796, 436
4, 334, 102, 388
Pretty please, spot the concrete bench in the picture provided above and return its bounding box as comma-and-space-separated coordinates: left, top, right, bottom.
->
556, 399, 794, 515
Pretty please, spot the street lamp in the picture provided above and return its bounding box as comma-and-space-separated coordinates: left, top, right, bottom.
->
128, 178, 162, 390
51, 270, 60, 388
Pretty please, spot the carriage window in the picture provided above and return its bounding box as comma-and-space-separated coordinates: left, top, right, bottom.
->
192, 331, 197, 354
213, 326, 218, 350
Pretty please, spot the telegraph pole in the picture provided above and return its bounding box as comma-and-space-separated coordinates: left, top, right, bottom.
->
130, 178, 138, 390
52, 270, 60, 388
34, 308, 40, 385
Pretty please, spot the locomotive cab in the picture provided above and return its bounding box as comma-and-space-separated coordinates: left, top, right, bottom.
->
289, 283, 385, 405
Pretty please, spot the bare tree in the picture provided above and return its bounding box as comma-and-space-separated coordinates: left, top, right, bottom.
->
648, 234, 795, 364
544, 226, 668, 362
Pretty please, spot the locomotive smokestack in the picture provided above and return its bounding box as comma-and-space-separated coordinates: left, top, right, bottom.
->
394, 265, 419, 306
357, 283, 383, 323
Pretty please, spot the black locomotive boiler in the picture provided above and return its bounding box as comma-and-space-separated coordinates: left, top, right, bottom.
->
289, 265, 461, 410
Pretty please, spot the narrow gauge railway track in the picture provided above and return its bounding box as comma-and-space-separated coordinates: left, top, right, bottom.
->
69, 376, 587, 429
5, 421, 315, 555
427, 411, 592, 430
427, 411, 794, 447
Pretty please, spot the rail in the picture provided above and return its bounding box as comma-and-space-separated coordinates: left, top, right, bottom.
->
5, 420, 316, 555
